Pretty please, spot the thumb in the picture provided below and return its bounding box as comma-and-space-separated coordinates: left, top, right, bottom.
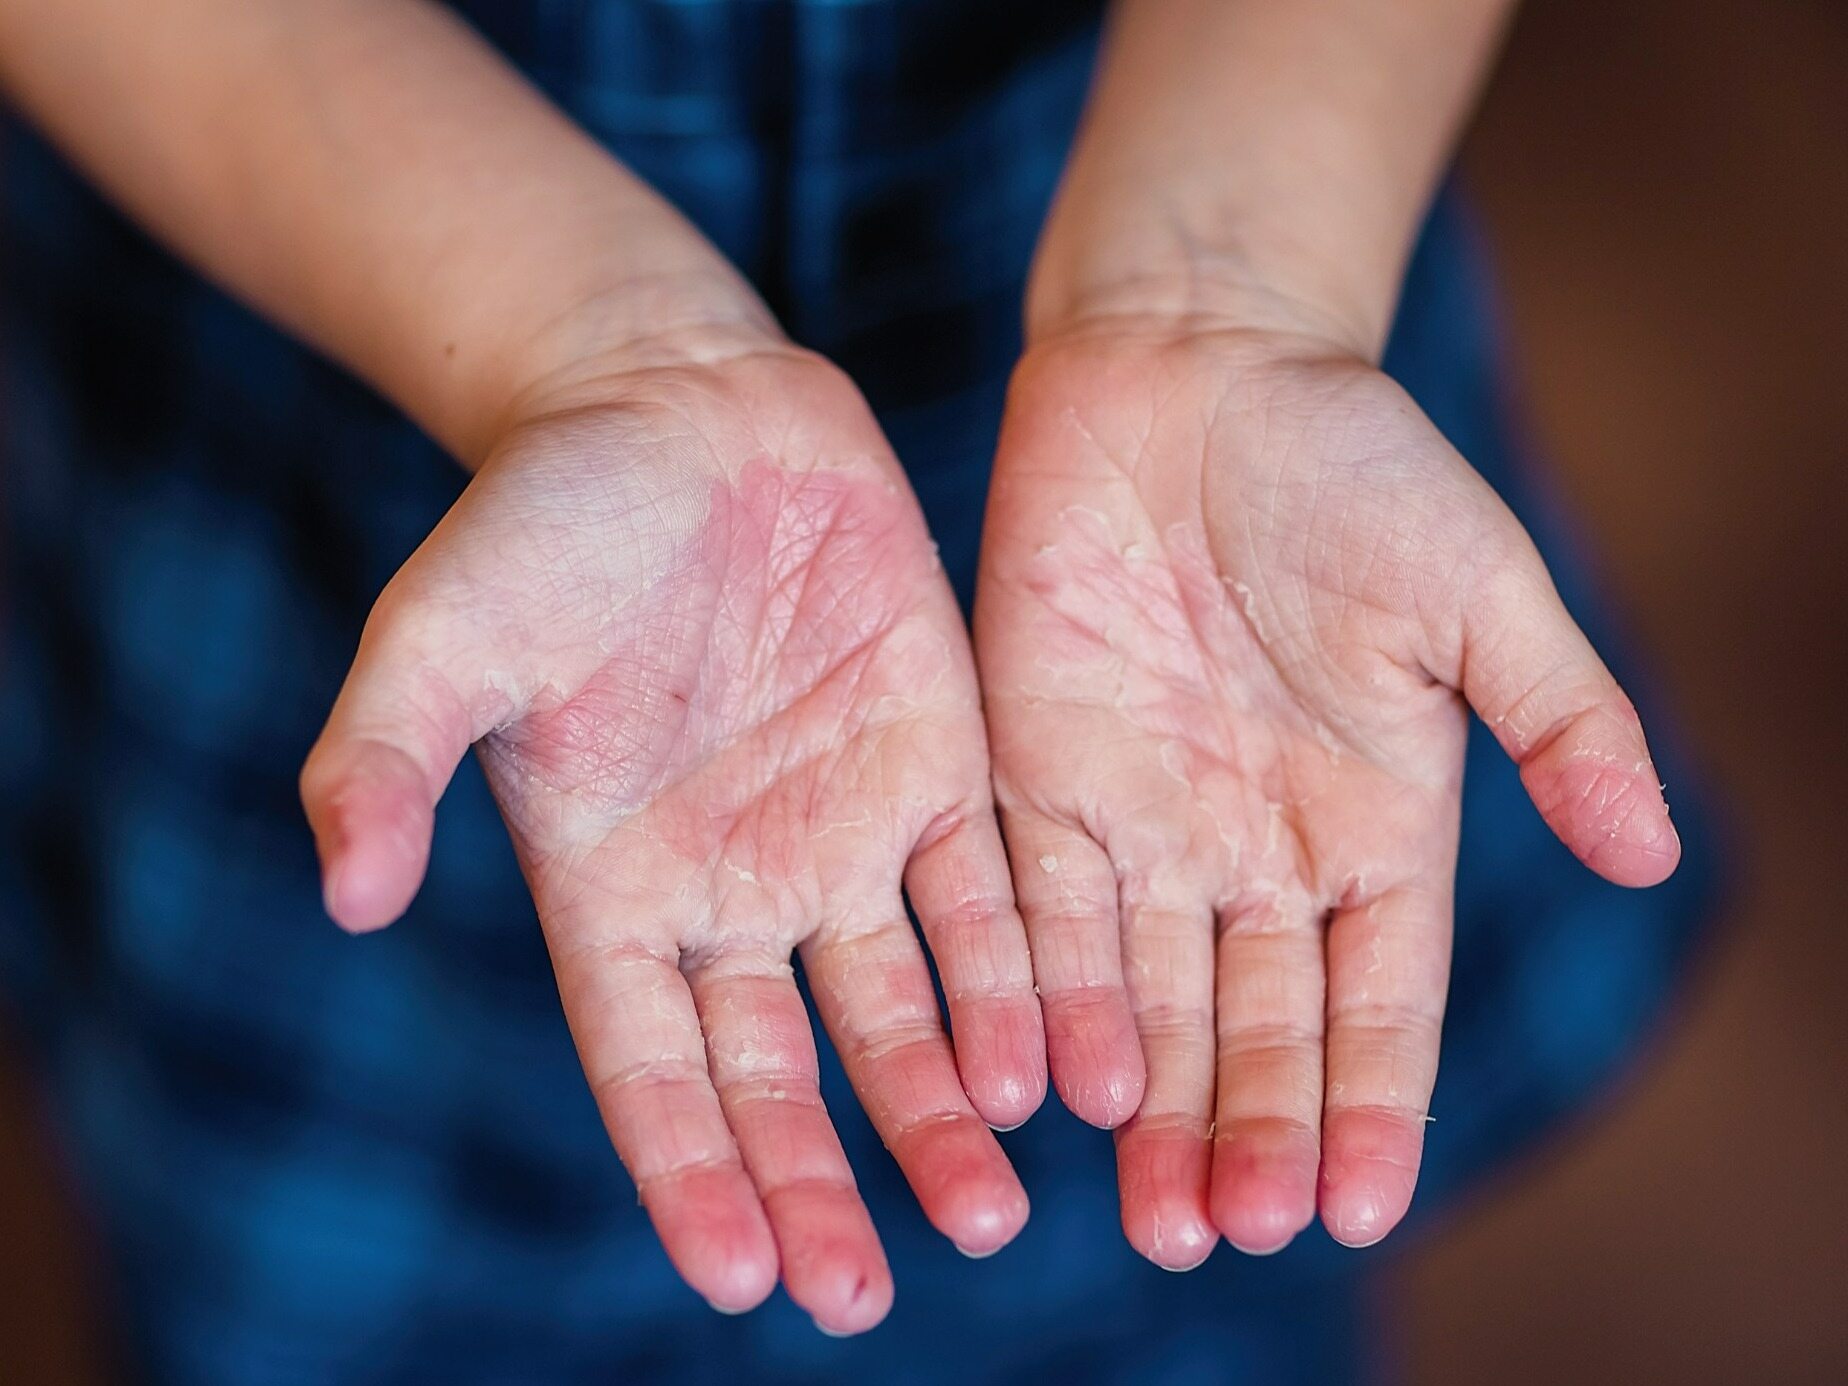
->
300, 604, 486, 932
1459, 532, 1681, 887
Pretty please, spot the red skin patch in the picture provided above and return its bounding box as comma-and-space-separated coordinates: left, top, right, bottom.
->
484, 456, 950, 902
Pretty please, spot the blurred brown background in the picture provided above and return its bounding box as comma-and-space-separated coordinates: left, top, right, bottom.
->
3, 0, 1846, 1381
1391, 0, 1848, 1380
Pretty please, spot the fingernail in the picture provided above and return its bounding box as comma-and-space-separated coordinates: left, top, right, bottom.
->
1327, 1213, 1389, 1250
954, 1242, 1001, 1260
814, 1319, 854, 1338
706, 1299, 749, 1316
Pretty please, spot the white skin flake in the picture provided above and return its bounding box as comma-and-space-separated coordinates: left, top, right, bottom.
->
1227, 578, 1267, 642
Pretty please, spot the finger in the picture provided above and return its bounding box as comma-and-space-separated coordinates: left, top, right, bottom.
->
801, 898, 1030, 1257
300, 605, 481, 932
1114, 897, 1218, 1270
553, 937, 778, 1312
1318, 884, 1451, 1249
1462, 539, 1679, 887
1001, 807, 1143, 1128
683, 949, 892, 1335
1208, 893, 1325, 1255
904, 809, 1047, 1130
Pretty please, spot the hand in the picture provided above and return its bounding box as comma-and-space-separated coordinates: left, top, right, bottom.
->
301, 337, 1045, 1333
976, 318, 1678, 1265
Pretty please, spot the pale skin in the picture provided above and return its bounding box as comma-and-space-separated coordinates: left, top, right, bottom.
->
309, 351, 1043, 1328
986, 0, 1678, 1264
981, 322, 1676, 1263
0, 0, 1678, 1332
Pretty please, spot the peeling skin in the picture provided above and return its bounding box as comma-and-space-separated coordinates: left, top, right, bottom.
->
970, 335, 1678, 1271
1157, 739, 1192, 789
1264, 801, 1284, 855
997, 483, 1401, 904
1227, 579, 1268, 643
1340, 870, 1371, 910
484, 457, 954, 889
1313, 720, 1345, 764
313, 360, 1047, 1330
810, 812, 876, 839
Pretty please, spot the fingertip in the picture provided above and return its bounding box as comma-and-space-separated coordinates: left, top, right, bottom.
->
1318, 1174, 1411, 1250
957, 1000, 1049, 1131
317, 810, 431, 933
1118, 1124, 1217, 1270
791, 1251, 894, 1337
945, 1171, 1030, 1258
1210, 1121, 1320, 1255
1053, 1064, 1144, 1131
970, 1076, 1045, 1134
1045, 992, 1145, 1128
1122, 1194, 1219, 1271
322, 863, 406, 935
760, 1181, 894, 1334
643, 1167, 780, 1314
700, 1255, 780, 1317
1600, 819, 1682, 889
1525, 753, 1683, 888
1516, 700, 1684, 888
304, 742, 440, 931
899, 1113, 1031, 1255
1603, 794, 1682, 887
1318, 1112, 1423, 1250
946, 1163, 1031, 1258
1216, 1204, 1309, 1257
798, 1228, 897, 1333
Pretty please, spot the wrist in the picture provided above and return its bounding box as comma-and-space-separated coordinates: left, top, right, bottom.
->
459, 262, 785, 470
1024, 211, 1385, 362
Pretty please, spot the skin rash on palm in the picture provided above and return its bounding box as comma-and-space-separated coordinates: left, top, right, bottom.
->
1006, 499, 1434, 894
9, 0, 1634, 1333
306, 369, 1044, 1332
484, 457, 951, 876
303, 333, 1677, 1320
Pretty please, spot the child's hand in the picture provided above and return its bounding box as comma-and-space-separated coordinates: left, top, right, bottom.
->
976, 319, 1677, 1264
302, 338, 1043, 1333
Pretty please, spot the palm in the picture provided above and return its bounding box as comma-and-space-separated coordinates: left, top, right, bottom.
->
465, 379, 983, 951
305, 352, 1043, 1332
978, 328, 1677, 1263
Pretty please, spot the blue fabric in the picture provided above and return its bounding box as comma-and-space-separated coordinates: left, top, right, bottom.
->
0, 2, 1713, 1382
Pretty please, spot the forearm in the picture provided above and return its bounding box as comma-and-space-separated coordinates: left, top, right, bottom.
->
1029, 0, 1516, 357
0, 0, 770, 463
